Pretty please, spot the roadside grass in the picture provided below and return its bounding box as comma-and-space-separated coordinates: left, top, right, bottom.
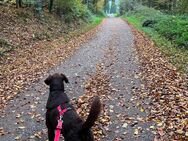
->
122, 15, 188, 77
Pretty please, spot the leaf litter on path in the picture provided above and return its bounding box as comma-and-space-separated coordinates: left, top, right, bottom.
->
129, 24, 188, 140
71, 63, 112, 140
0, 22, 102, 110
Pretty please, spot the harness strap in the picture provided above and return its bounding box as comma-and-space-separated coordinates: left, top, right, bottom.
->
57, 105, 68, 115
54, 121, 62, 141
54, 105, 71, 141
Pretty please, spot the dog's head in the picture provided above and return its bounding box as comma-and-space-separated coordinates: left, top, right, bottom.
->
44, 73, 69, 91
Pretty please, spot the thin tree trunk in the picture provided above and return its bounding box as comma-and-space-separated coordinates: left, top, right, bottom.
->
16, 0, 22, 8
49, 0, 53, 13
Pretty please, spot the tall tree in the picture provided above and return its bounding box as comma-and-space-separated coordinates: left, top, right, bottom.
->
16, 0, 22, 8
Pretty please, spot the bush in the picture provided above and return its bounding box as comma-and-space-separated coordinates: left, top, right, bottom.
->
126, 6, 163, 21
125, 6, 188, 49
154, 16, 188, 48
56, 0, 91, 23
95, 10, 106, 17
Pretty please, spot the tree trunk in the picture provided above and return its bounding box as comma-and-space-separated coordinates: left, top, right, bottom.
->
16, 0, 22, 8
49, 0, 53, 13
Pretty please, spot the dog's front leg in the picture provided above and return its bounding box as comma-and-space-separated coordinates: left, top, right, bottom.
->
48, 128, 55, 141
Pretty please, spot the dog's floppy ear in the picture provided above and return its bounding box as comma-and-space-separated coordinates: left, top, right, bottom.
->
61, 73, 69, 83
82, 96, 101, 131
44, 75, 52, 85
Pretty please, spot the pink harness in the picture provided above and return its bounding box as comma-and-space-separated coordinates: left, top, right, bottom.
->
54, 105, 71, 141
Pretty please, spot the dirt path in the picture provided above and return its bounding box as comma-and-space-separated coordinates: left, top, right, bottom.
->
0, 18, 154, 141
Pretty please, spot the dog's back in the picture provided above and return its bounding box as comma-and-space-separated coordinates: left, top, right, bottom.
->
45, 73, 101, 141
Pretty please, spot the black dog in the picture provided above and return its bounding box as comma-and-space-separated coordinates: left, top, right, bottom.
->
45, 73, 101, 141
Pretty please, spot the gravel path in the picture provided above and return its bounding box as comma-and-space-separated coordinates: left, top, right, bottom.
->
0, 18, 154, 141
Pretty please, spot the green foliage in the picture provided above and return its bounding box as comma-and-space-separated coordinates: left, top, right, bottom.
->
124, 6, 188, 49
22, 0, 36, 5
178, 0, 188, 14
126, 5, 162, 21
95, 10, 106, 17
92, 15, 104, 24
56, 0, 92, 23
63, 15, 103, 41
119, 0, 136, 15
119, 0, 188, 14
122, 6, 188, 75
90, 0, 104, 13
6, 0, 106, 23
154, 16, 188, 47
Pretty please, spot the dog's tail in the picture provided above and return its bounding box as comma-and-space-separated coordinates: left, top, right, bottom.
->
82, 96, 101, 131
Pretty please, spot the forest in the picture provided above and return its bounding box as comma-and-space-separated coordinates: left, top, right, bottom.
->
0, 0, 188, 141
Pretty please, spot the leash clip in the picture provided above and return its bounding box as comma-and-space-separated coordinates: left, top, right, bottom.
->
59, 115, 63, 122
56, 119, 63, 129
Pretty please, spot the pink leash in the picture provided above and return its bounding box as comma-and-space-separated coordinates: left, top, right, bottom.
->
54, 105, 69, 141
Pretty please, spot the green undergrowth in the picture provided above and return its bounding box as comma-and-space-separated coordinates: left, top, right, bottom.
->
122, 8, 188, 77
64, 15, 104, 41
124, 6, 188, 48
